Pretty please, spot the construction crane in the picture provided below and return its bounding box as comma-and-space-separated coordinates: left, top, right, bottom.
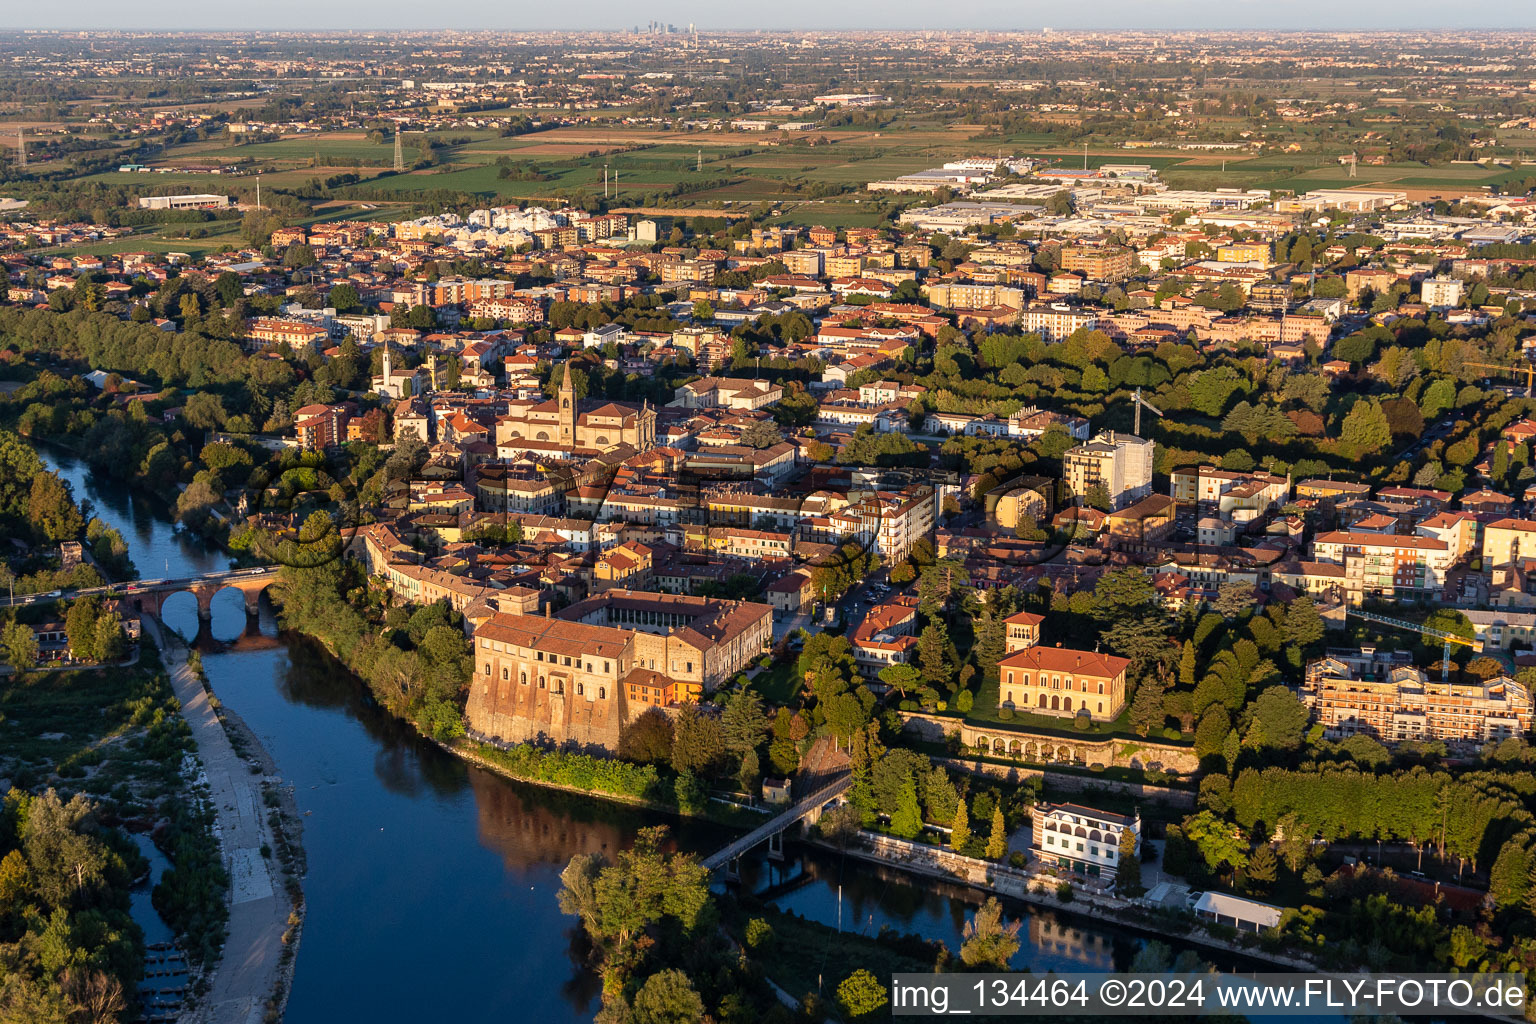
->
1131, 387, 1163, 436
1346, 607, 1481, 682
1464, 361, 1536, 396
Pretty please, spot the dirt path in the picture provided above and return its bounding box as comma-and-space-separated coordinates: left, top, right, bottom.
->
148, 620, 292, 1024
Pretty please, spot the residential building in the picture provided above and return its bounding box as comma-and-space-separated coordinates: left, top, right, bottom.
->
1059, 245, 1135, 282
850, 594, 920, 678
1421, 277, 1464, 310
1483, 519, 1536, 570
1063, 431, 1155, 510
294, 403, 351, 451
1302, 651, 1534, 745
1032, 802, 1140, 882
1018, 303, 1098, 343
1311, 531, 1452, 598
997, 646, 1130, 721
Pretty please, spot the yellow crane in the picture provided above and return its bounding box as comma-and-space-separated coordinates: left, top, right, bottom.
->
1465, 361, 1536, 395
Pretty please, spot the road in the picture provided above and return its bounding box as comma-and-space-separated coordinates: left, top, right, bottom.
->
0, 566, 275, 609
146, 618, 290, 1024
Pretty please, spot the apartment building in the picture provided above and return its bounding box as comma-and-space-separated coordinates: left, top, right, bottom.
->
997, 646, 1130, 722
1063, 431, 1155, 510
1170, 466, 1289, 520
1302, 652, 1533, 745
247, 317, 329, 350
1310, 530, 1452, 598
1482, 519, 1536, 569
829, 484, 938, 564
1018, 303, 1099, 343
1031, 802, 1140, 882
1059, 245, 1135, 282
294, 403, 351, 451
1421, 277, 1464, 309
850, 594, 920, 678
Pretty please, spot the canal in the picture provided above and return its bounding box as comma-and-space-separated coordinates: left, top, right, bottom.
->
45, 447, 1183, 1023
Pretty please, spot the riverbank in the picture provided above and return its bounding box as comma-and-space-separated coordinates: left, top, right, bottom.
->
147, 619, 302, 1024
804, 831, 1320, 973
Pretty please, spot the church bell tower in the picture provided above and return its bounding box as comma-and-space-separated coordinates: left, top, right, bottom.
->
558, 364, 576, 448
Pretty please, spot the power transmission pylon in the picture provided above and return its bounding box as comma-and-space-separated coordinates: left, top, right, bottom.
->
16, 127, 24, 170
394, 130, 404, 172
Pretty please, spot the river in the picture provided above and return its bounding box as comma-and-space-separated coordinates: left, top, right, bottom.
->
44, 447, 1183, 1022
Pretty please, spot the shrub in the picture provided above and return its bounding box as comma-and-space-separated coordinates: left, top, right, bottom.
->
1056, 882, 1074, 902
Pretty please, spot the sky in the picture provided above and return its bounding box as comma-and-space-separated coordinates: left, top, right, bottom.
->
8, 0, 1536, 32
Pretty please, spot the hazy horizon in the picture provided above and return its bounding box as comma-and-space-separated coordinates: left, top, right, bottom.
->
6, 2, 1536, 33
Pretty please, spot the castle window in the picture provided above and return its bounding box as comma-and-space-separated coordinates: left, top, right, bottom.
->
577, 684, 584, 696
599, 687, 606, 699
483, 662, 490, 675
502, 667, 509, 680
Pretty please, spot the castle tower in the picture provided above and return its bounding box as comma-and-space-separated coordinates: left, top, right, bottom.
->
558, 364, 576, 448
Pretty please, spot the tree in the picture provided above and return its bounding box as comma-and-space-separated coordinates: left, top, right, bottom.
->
836, 969, 890, 1020
1248, 685, 1308, 750
556, 826, 709, 951
960, 897, 1021, 969
22, 473, 80, 549
1129, 681, 1165, 737
64, 598, 101, 663
736, 749, 760, 795
670, 704, 725, 776
181, 392, 228, 432
1091, 567, 1156, 623
950, 798, 972, 851
720, 686, 767, 757
738, 420, 782, 450
630, 969, 706, 1024
22, 789, 109, 909
1210, 580, 1253, 619
889, 776, 922, 839
328, 283, 361, 314
2, 620, 38, 672
1489, 839, 1533, 910
1338, 398, 1391, 457
1117, 826, 1141, 892
1183, 810, 1248, 872
1246, 844, 1278, 889
1194, 708, 1231, 759
819, 802, 862, 850
916, 622, 951, 688
93, 611, 128, 663
878, 663, 921, 699
986, 804, 1008, 860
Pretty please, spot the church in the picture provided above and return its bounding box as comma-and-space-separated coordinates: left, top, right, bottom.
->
494, 364, 656, 453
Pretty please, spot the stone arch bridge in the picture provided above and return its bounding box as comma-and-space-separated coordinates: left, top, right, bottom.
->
119, 567, 281, 622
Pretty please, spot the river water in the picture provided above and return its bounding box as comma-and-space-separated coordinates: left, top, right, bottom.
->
45, 447, 1179, 1023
